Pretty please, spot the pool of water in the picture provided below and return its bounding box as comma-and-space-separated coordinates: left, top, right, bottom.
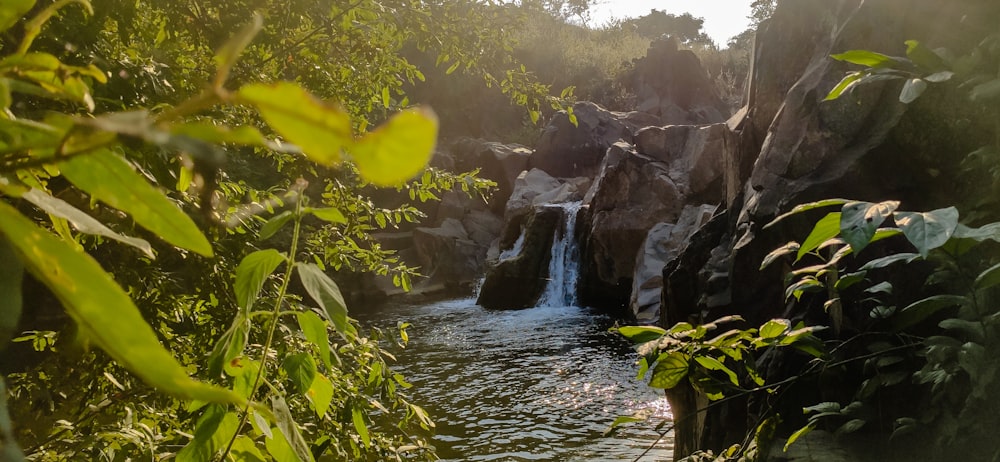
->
356, 297, 674, 461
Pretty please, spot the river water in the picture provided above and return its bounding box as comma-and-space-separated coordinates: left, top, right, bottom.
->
356, 298, 674, 461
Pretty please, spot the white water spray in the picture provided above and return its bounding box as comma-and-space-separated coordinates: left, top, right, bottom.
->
537, 201, 583, 308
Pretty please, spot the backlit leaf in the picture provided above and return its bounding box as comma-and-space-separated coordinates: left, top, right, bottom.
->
759, 319, 790, 339
784, 422, 816, 451
297, 311, 331, 370
761, 242, 800, 270
296, 262, 352, 337
0, 0, 35, 33
0, 202, 245, 406
824, 71, 864, 101
259, 210, 293, 240
307, 207, 347, 224
238, 82, 353, 165
234, 249, 286, 313
831, 50, 896, 68
271, 396, 313, 462
764, 199, 849, 229
615, 325, 667, 344
307, 374, 334, 418
230, 435, 266, 462
350, 107, 438, 186
649, 352, 688, 389
797, 212, 841, 261
694, 356, 739, 386
60, 149, 213, 256
352, 406, 371, 447
281, 353, 317, 395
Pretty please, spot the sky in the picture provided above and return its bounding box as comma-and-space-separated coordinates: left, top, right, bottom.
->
587, 0, 754, 46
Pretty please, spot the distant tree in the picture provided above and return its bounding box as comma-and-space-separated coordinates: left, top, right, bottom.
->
749, 0, 777, 27
627, 10, 712, 45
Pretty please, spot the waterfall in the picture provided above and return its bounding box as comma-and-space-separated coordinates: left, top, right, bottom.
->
537, 201, 583, 308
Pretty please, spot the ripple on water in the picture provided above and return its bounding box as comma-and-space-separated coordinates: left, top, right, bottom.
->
356, 298, 674, 461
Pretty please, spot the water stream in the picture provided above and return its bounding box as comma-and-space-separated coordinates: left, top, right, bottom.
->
356, 201, 673, 461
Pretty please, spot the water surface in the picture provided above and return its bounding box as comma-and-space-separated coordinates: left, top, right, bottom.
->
357, 298, 674, 461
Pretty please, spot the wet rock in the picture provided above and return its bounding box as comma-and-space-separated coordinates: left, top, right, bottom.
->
477, 206, 562, 309
530, 102, 660, 178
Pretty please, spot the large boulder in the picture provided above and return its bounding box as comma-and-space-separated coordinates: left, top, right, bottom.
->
530, 102, 660, 178
477, 206, 562, 309
635, 123, 732, 203
504, 168, 590, 220
579, 142, 684, 310
630, 204, 718, 323
628, 36, 730, 125
449, 138, 532, 213
411, 218, 482, 288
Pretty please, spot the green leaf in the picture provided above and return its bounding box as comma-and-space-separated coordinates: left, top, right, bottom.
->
230, 435, 267, 462
0, 238, 23, 346
264, 426, 299, 462
824, 71, 864, 101
904, 40, 947, 71
297, 311, 331, 370
0, 202, 245, 406
352, 405, 371, 447
18, 187, 153, 257
350, 107, 438, 187
296, 262, 352, 337
307, 207, 347, 224
759, 319, 790, 339
804, 402, 842, 414
259, 210, 293, 240
837, 418, 866, 434
859, 252, 922, 271
207, 317, 249, 378
784, 422, 816, 452
271, 396, 313, 462
892, 294, 968, 332
307, 374, 334, 418
603, 409, 654, 436
970, 79, 1000, 102
59, 149, 213, 256
840, 201, 898, 254
281, 353, 317, 395
899, 78, 927, 104
894, 207, 959, 257
176, 404, 236, 462
0, 0, 35, 33
761, 242, 800, 270
974, 262, 1000, 290
764, 199, 848, 229
923, 71, 954, 83
170, 123, 270, 147
237, 82, 353, 165
234, 249, 286, 313
694, 356, 739, 386
227, 357, 259, 400
831, 50, 896, 68
649, 352, 688, 389
615, 325, 667, 343
797, 212, 841, 261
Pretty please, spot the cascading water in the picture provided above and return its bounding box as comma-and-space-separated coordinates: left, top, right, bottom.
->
537, 201, 583, 307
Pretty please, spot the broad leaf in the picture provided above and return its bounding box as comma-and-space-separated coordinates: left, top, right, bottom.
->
60, 149, 213, 256
649, 352, 688, 389
604, 409, 654, 436
759, 319, 790, 339
0, 238, 23, 345
694, 356, 739, 386
307, 374, 334, 418
615, 325, 667, 344
975, 262, 1000, 291
761, 242, 800, 270
894, 207, 959, 257
207, 316, 249, 378
176, 404, 233, 462
899, 78, 927, 104
797, 212, 842, 261
307, 207, 347, 224
0, 0, 35, 33
272, 396, 314, 462
238, 82, 353, 165
281, 353, 317, 395
859, 252, 921, 271
352, 405, 371, 448
904, 40, 947, 71
296, 262, 352, 336
831, 50, 897, 68
230, 435, 267, 462
764, 199, 848, 229
19, 188, 153, 257
297, 311, 331, 370
259, 210, 293, 240
0, 202, 245, 405
234, 249, 286, 313
892, 295, 968, 332
970, 79, 1000, 102
784, 422, 816, 452
840, 201, 897, 254
350, 107, 438, 186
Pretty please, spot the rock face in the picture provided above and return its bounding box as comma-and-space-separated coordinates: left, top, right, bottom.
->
629, 36, 729, 125
530, 101, 660, 178
630, 204, 718, 324
477, 206, 562, 309
635, 123, 731, 203
449, 138, 532, 213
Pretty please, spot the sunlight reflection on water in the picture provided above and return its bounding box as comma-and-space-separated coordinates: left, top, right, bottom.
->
357, 298, 674, 461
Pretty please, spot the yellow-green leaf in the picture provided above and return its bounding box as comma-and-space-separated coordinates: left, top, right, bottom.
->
0, 202, 245, 406
649, 352, 688, 389
0, 0, 35, 33
350, 107, 438, 186
297, 311, 331, 370
237, 82, 352, 165
352, 406, 371, 447
307, 374, 334, 418
234, 249, 286, 313
296, 262, 352, 337
59, 149, 213, 256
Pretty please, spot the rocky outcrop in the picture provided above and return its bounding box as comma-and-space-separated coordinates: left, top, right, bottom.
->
477, 206, 562, 309
630, 204, 718, 324
529, 102, 660, 178
635, 123, 732, 204
629, 36, 729, 125
449, 138, 532, 214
